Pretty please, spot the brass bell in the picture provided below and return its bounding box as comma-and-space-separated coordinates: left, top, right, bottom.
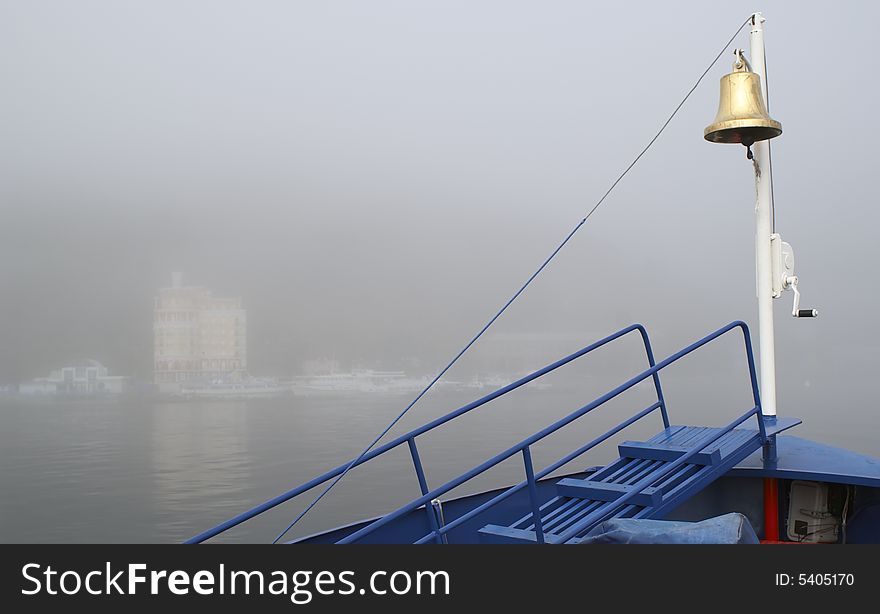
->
704, 59, 781, 146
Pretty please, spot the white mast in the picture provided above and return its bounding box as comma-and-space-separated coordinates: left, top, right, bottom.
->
749, 12, 777, 419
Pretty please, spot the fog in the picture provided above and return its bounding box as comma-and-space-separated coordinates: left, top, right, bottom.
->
1, 0, 877, 432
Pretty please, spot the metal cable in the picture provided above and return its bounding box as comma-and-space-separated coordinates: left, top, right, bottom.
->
271, 15, 752, 544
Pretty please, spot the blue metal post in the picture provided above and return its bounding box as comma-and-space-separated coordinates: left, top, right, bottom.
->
763, 434, 778, 466
407, 437, 443, 544
522, 447, 545, 544
740, 324, 763, 417
638, 326, 669, 429
740, 323, 777, 466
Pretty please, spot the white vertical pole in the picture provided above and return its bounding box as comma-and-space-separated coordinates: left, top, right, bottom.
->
749, 12, 777, 418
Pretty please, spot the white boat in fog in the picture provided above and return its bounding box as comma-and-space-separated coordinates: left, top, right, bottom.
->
291, 369, 433, 396
179, 377, 288, 400
289, 368, 552, 396
461, 373, 553, 392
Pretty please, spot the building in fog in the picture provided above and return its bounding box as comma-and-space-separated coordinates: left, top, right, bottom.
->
18, 360, 131, 395
153, 273, 247, 392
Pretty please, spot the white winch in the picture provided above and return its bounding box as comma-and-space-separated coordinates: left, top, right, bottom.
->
769, 234, 818, 318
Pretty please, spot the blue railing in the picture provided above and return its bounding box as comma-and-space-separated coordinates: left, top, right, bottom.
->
185, 321, 760, 544
339, 320, 763, 544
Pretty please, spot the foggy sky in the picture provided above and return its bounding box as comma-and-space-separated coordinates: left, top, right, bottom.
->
1, 0, 877, 421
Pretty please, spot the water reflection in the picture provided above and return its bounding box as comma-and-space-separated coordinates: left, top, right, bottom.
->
0, 372, 876, 543
148, 402, 253, 541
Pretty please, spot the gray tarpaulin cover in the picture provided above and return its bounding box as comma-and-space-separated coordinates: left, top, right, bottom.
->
578, 512, 759, 544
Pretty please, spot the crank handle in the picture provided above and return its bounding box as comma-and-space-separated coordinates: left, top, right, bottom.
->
786, 276, 818, 318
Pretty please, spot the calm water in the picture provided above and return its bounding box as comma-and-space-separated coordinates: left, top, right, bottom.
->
1, 369, 876, 543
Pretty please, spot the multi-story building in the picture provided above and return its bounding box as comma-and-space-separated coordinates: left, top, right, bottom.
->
153, 273, 247, 392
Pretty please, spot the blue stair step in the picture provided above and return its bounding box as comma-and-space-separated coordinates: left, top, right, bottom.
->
618, 441, 721, 465
556, 477, 663, 506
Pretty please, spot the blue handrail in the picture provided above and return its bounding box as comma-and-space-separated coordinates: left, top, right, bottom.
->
338, 320, 762, 544
185, 323, 664, 543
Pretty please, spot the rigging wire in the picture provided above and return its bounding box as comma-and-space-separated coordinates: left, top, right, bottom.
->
271, 16, 753, 544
